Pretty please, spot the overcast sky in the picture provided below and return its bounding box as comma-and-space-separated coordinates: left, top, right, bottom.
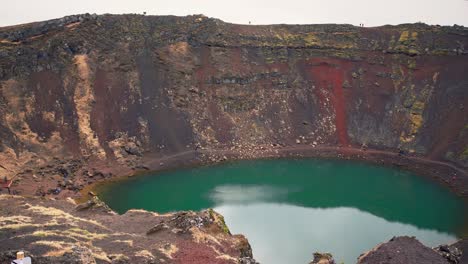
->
1, 0, 468, 27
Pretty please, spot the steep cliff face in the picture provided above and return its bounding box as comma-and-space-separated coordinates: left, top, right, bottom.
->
0, 14, 467, 177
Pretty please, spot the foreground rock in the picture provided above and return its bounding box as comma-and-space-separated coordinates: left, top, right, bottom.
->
309, 252, 335, 264
358, 236, 462, 264
434, 244, 463, 264
1, 194, 465, 264
0, 195, 256, 264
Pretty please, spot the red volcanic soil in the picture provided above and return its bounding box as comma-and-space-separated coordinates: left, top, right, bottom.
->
173, 240, 229, 264
307, 58, 351, 146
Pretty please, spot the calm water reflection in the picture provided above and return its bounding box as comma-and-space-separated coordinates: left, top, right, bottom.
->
211, 184, 457, 263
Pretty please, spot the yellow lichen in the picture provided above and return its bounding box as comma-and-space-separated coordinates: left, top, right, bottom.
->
158, 244, 178, 259
26, 204, 108, 229
0, 214, 62, 230
399, 31, 410, 42
190, 227, 222, 246
409, 113, 423, 135
0, 215, 33, 224
135, 250, 155, 259
304, 33, 320, 46
412, 101, 425, 112
65, 228, 108, 240
32, 240, 74, 257
1, 223, 37, 230
113, 240, 134, 247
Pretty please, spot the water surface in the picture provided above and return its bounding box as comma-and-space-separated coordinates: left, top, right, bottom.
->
98, 159, 467, 264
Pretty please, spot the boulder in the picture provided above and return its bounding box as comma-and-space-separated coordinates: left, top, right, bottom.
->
309, 252, 335, 264
146, 222, 169, 235
358, 236, 453, 264
434, 244, 462, 264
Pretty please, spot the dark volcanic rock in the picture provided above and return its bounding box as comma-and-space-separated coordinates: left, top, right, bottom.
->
358, 236, 454, 264
453, 239, 468, 264
309, 252, 336, 264
74, 196, 113, 213
146, 222, 170, 235
435, 243, 463, 264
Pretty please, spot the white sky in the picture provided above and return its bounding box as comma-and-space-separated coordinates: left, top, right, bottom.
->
1, 0, 468, 27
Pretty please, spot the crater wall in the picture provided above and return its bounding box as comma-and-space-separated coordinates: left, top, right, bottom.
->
0, 14, 467, 178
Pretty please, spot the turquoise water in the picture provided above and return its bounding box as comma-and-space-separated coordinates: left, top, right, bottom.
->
98, 159, 467, 264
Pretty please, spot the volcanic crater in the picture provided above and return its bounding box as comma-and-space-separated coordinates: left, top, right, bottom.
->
0, 13, 467, 264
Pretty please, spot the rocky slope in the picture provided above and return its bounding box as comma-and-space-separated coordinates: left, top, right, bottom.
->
0, 195, 464, 264
0, 194, 256, 263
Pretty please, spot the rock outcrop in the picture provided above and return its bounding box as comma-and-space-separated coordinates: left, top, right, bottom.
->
309, 252, 335, 264
0, 195, 255, 263
357, 236, 461, 264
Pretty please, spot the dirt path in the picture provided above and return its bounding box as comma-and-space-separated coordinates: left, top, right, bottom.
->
173, 145, 467, 177
138, 145, 467, 196
9, 144, 466, 200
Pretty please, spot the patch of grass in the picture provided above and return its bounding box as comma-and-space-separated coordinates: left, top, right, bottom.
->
208, 209, 230, 234
460, 147, 468, 159
399, 31, 410, 42
33, 231, 48, 237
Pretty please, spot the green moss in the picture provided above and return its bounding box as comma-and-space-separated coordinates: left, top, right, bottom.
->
445, 151, 455, 160
461, 147, 468, 159
388, 35, 396, 50
399, 31, 410, 42
303, 33, 320, 46
412, 101, 425, 113
394, 30, 420, 55
407, 49, 420, 56
208, 208, 231, 234
408, 59, 417, 70
431, 49, 451, 56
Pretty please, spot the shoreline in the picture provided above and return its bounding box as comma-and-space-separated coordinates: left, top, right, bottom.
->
77, 145, 468, 203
